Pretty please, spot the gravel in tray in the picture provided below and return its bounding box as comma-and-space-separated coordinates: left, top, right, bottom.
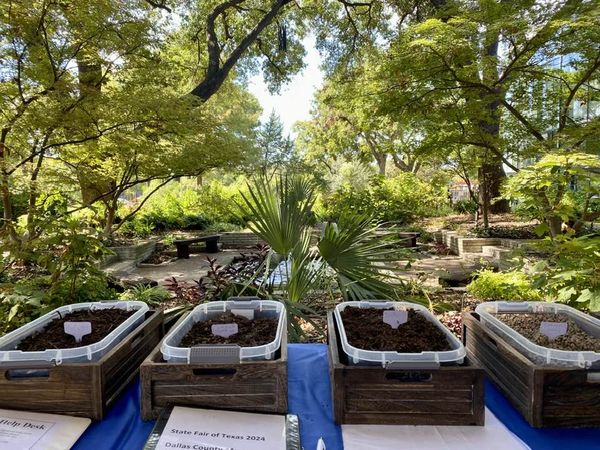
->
494, 313, 600, 352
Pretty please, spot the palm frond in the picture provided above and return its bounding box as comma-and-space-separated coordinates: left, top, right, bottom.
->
239, 175, 316, 255
318, 214, 409, 300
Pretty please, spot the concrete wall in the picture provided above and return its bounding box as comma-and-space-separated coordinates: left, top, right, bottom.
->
219, 230, 320, 249
107, 240, 156, 264
439, 230, 501, 256
220, 232, 266, 249
459, 237, 502, 254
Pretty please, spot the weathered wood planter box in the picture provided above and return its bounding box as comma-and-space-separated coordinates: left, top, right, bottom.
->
463, 312, 600, 428
140, 312, 288, 421
328, 312, 485, 425
0, 310, 164, 420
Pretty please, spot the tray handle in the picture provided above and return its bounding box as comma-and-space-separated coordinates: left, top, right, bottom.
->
189, 345, 241, 364
385, 361, 440, 370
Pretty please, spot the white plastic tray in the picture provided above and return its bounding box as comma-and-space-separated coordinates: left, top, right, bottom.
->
161, 299, 286, 364
334, 301, 465, 368
476, 301, 600, 368
0, 301, 149, 365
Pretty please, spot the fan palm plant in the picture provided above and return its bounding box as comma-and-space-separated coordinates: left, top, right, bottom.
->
239, 174, 416, 339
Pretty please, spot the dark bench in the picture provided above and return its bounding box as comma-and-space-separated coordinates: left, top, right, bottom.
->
398, 232, 420, 247
174, 235, 220, 258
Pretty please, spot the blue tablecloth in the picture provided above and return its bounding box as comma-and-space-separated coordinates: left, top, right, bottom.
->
73, 344, 600, 450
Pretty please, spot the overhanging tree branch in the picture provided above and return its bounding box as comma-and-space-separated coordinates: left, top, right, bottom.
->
190, 0, 292, 100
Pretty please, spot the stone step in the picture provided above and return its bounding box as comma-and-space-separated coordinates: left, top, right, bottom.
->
104, 260, 137, 273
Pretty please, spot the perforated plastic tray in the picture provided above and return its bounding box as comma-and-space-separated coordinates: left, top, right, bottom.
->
476, 301, 600, 368
161, 298, 286, 364
334, 300, 465, 368
0, 301, 149, 365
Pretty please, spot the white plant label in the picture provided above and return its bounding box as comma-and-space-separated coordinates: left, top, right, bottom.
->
64, 322, 92, 343
212, 323, 239, 338
540, 321, 568, 341
383, 310, 408, 329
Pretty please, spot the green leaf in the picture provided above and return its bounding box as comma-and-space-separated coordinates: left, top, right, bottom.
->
588, 290, 600, 312
8, 304, 20, 322
534, 223, 550, 237
556, 287, 577, 303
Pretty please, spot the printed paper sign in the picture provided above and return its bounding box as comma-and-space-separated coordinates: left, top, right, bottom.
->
540, 321, 568, 341
383, 310, 408, 329
0, 409, 90, 450
211, 323, 239, 338
155, 406, 286, 450
64, 322, 92, 343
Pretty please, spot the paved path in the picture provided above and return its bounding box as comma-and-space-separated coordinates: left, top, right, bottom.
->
397, 252, 490, 287
104, 250, 239, 285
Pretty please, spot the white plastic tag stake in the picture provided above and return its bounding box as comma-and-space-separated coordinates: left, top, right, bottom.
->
316, 437, 326, 450
540, 321, 568, 341
64, 321, 92, 343
211, 323, 239, 338
383, 310, 408, 329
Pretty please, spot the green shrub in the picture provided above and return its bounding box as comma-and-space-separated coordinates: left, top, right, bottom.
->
120, 284, 171, 306
322, 173, 450, 224
529, 235, 600, 311
467, 269, 542, 301
119, 177, 250, 237
453, 199, 478, 214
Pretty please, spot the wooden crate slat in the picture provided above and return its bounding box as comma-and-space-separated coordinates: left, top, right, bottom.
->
328, 312, 485, 426
463, 312, 600, 428
347, 387, 473, 401
341, 413, 481, 426
346, 399, 475, 414
152, 381, 278, 394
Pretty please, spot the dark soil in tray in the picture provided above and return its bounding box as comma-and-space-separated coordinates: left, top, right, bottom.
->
495, 313, 600, 352
179, 312, 278, 347
16, 309, 136, 351
340, 307, 452, 352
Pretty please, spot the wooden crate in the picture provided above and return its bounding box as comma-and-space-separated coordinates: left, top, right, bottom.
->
328, 312, 485, 425
0, 309, 164, 420
140, 313, 288, 421
463, 312, 600, 428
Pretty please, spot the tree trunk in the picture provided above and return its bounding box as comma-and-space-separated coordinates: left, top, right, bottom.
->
479, 159, 510, 214
374, 152, 387, 176
0, 134, 18, 242
477, 34, 510, 219
103, 199, 116, 239
547, 215, 563, 238
26, 150, 45, 240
